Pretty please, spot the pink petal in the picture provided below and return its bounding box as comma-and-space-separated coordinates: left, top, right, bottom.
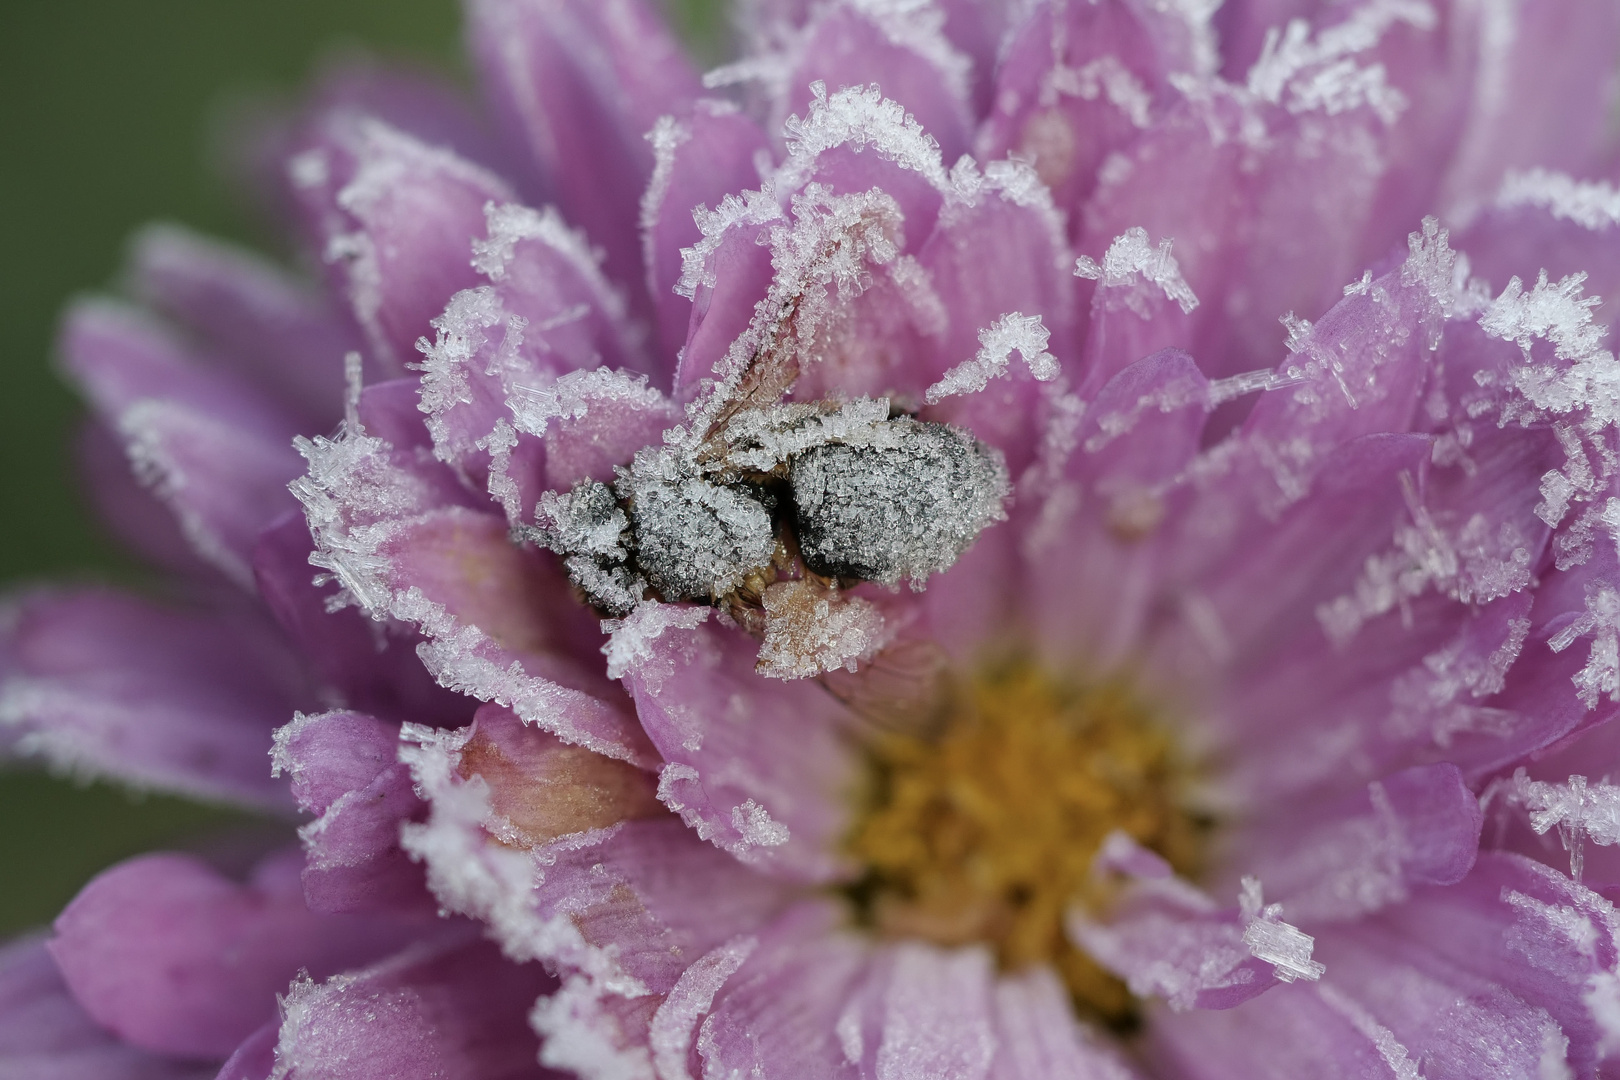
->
128, 224, 358, 428
642, 102, 770, 365
49, 852, 417, 1059
1, 588, 308, 809
616, 608, 859, 882
466, 0, 702, 317
265, 935, 559, 1080
281, 114, 515, 372
0, 936, 211, 1080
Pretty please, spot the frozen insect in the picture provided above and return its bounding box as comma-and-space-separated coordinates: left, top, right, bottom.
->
523, 352, 1010, 678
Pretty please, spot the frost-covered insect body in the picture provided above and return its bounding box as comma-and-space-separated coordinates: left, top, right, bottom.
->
617, 445, 777, 606
527, 400, 1010, 623
791, 418, 1010, 587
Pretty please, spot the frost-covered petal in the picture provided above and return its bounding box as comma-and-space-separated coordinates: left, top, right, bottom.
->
377, 509, 649, 747
1160, 433, 1433, 679
76, 421, 217, 584
400, 722, 790, 995
1072, 842, 1322, 1012
1234, 219, 1457, 504
614, 606, 859, 882
59, 301, 303, 586
263, 935, 559, 1080
977, 0, 1210, 230
1307, 921, 1570, 1080
1368, 851, 1620, 1076
1459, 171, 1620, 334
272, 709, 436, 916
0, 936, 212, 1080
641, 102, 770, 364
785, 1, 975, 165
281, 113, 515, 370
1148, 980, 1434, 1080
466, 0, 701, 315
128, 224, 358, 427
850, 941, 999, 1080
292, 409, 655, 764
450, 704, 663, 849
49, 852, 417, 1060
1226, 763, 1483, 923
1437, 0, 1620, 217
253, 512, 472, 728
416, 203, 652, 504
988, 966, 1146, 1080
692, 901, 868, 1080
0, 588, 309, 808
1023, 348, 1210, 669
677, 85, 958, 412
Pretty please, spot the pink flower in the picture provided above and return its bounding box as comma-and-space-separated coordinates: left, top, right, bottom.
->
6, 0, 1620, 1077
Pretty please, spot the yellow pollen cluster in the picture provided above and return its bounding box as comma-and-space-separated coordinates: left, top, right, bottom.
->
844, 661, 1204, 1025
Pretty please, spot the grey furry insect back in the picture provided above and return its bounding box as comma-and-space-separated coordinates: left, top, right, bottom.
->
791, 418, 1009, 587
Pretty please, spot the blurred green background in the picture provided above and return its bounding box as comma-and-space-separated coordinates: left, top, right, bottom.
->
0, 0, 725, 936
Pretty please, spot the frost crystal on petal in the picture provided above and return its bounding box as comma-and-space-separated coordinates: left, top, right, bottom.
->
1075, 227, 1199, 317
924, 313, 1059, 404
1245, 0, 1435, 124
1497, 769, 1620, 881
1497, 169, 1620, 232
1549, 584, 1620, 709
1238, 877, 1325, 983
778, 82, 950, 195
756, 579, 889, 680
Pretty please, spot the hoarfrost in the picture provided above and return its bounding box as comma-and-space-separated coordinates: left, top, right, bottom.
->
116, 400, 268, 589
778, 82, 950, 195
620, 447, 776, 602
656, 762, 792, 860
840, 0, 975, 133
1072, 841, 1322, 1010
648, 937, 757, 1080
1496, 768, 1620, 881
924, 312, 1058, 403
1042, 55, 1153, 128
1082, 366, 1215, 454
676, 187, 784, 300
471, 202, 615, 299
1238, 877, 1325, 983
1075, 227, 1199, 316
293, 420, 650, 764
1550, 584, 1620, 709
397, 723, 619, 979
756, 580, 889, 679
601, 603, 711, 686
1317, 473, 1535, 644
507, 367, 670, 441
1245, 0, 1435, 124
1481, 272, 1620, 528
1314, 984, 1423, 1080
325, 120, 515, 367
1498, 169, 1620, 232
528, 481, 644, 616
413, 286, 511, 462
639, 114, 693, 280
683, 184, 908, 441
730, 799, 791, 848
532, 976, 657, 1080
1386, 614, 1529, 747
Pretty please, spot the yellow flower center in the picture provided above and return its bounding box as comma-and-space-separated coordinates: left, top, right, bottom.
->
844, 660, 1206, 1025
